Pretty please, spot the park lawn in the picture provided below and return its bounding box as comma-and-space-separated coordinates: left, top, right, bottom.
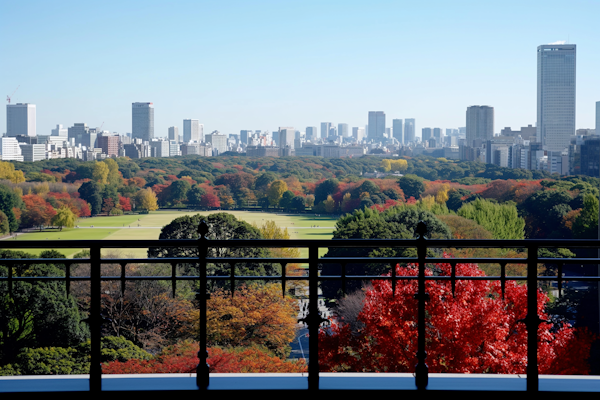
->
7, 210, 339, 258
9, 228, 116, 258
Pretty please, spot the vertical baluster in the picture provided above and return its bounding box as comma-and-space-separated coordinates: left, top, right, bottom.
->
415, 221, 429, 390
526, 244, 539, 392
90, 245, 102, 392
308, 244, 320, 391
197, 221, 210, 389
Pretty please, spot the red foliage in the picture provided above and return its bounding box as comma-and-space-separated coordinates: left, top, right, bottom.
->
200, 193, 220, 208
21, 194, 56, 228
319, 257, 594, 374
119, 196, 132, 212
103, 342, 306, 374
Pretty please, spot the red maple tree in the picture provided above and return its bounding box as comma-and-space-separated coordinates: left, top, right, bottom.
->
319, 256, 594, 374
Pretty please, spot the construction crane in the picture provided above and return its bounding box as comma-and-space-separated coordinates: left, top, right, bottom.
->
6, 85, 20, 104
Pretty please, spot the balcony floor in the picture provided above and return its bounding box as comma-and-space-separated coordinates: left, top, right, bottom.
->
2, 373, 600, 397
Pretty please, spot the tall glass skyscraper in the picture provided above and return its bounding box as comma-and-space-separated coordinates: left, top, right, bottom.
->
367, 111, 385, 140
537, 44, 576, 152
404, 119, 415, 143
132, 102, 154, 142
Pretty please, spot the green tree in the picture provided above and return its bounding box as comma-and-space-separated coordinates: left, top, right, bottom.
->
0, 184, 22, 231
279, 190, 295, 211
314, 178, 339, 204
322, 206, 451, 299
0, 250, 89, 364
168, 180, 192, 205
78, 181, 103, 216
573, 194, 599, 239
52, 206, 77, 231
148, 213, 278, 286
458, 198, 525, 239
398, 174, 425, 199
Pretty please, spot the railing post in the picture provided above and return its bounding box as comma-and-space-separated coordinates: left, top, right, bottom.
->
197, 221, 210, 389
526, 244, 539, 392
307, 244, 320, 391
414, 221, 429, 390
89, 245, 102, 392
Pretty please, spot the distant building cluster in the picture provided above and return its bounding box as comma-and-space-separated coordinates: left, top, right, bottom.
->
2, 43, 598, 176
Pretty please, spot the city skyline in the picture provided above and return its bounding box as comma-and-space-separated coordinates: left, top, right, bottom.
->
1, 1, 599, 137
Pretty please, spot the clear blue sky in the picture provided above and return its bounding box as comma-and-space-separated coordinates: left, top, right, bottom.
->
1, 0, 599, 138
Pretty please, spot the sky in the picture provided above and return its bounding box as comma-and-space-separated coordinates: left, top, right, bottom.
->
1, 0, 599, 139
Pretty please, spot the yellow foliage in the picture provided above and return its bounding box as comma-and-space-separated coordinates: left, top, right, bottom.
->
186, 284, 298, 358
93, 161, 109, 184
136, 188, 159, 211
253, 220, 300, 258
0, 161, 25, 183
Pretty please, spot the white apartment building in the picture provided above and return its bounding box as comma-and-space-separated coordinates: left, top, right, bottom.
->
0, 137, 24, 161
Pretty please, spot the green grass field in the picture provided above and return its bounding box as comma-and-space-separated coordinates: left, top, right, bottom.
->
3, 210, 339, 258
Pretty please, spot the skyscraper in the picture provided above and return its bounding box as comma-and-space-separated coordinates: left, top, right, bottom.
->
368, 111, 385, 140
306, 126, 318, 141
6, 103, 36, 137
320, 122, 332, 139
404, 119, 415, 143
537, 43, 576, 152
183, 119, 200, 142
132, 102, 154, 142
466, 106, 494, 146
392, 119, 403, 143
338, 123, 349, 138
595, 101, 599, 137
168, 126, 179, 142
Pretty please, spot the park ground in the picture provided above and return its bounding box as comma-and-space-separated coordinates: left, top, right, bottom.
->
4, 210, 339, 258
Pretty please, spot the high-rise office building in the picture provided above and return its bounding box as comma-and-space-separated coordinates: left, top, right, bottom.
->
51, 124, 68, 137
240, 130, 252, 144
338, 123, 349, 138
183, 119, 200, 143
466, 106, 494, 146
7, 103, 36, 137
132, 102, 154, 142
278, 127, 295, 149
392, 119, 403, 144
404, 119, 415, 143
168, 126, 179, 142
320, 122, 332, 139
433, 128, 442, 141
596, 101, 600, 138
368, 111, 385, 140
537, 44, 576, 152
422, 128, 432, 142
306, 126, 318, 141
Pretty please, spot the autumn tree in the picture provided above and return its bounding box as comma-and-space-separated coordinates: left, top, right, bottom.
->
268, 180, 288, 207
92, 161, 109, 184
136, 188, 159, 212
319, 259, 594, 374
0, 160, 25, 183
186, 284, 298, 358
21, 194, 56, 230
52, 206, 77, 231
103, 158, 122, 186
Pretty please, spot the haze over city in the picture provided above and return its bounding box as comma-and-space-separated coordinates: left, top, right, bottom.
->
1, 0, 599, 137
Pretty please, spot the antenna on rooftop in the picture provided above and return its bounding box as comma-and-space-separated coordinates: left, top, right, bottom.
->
6, 85, 20, 104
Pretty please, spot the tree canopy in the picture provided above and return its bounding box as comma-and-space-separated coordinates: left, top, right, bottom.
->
319, 259, 594, 374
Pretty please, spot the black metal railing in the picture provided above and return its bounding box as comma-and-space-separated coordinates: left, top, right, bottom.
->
1, 221, 599, 393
